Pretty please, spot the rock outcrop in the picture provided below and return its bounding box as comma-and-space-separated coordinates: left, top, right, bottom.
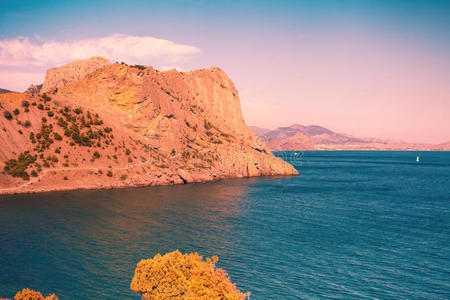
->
41, 56, 111, 93
0, 57, 297, 194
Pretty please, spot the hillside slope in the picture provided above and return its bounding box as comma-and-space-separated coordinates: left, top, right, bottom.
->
0, 58, 297, 194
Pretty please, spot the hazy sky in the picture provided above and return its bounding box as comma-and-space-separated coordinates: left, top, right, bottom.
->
1, 0, 449, 143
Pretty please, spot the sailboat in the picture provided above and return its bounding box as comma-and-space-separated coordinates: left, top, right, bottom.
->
416, 156, 420, 162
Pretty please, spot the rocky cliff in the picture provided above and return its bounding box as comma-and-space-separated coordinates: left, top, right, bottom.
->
0, 57, 297, 194
41, 56, 111, 93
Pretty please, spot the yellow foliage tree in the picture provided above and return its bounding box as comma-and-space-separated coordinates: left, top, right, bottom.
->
130, 250, 249, 299
14, 288, 58, 300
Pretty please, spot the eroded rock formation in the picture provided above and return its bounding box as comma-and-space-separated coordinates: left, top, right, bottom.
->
41, 56, 111, 93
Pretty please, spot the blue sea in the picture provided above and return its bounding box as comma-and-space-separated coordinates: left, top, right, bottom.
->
1, 151, 449, 299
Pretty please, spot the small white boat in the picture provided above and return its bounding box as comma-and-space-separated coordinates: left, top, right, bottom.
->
416, 156, 420, 162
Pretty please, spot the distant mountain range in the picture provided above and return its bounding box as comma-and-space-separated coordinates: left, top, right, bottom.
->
0, 88, 14, 94
250, 124, 450, 151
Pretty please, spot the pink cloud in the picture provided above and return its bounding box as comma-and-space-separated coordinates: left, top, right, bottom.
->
0, 33, 201, 67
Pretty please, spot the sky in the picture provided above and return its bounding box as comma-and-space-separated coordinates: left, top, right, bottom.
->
1, 0, 449, 144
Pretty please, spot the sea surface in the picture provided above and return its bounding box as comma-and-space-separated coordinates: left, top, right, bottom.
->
0, 151, 449, 299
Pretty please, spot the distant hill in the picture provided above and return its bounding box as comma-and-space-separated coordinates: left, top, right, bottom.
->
0, 88, 15, 94
249, 126, 271, 135
251, 124, 449, 151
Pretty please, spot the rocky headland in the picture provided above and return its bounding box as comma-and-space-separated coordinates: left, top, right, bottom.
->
0, 57, 297, 194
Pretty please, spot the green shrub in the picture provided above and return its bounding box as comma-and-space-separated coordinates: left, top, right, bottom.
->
55, 148, 61, 154
3, 151, 37, 180
54, 132, 62, 141
47, 111, 54, 117
25, 108, 30, 112
18, 129, 23, 135
42, 93, 51, 101
24, 120, 31, 127
132, 64, 146, 70
107, 170, 113, 177
31, 170, 38, 177
22, 100, 30, 107
93, 151, 100, 159
13, 108, 20, 115
38, 103, 44, 110
48, 155, 58, 163
3, 111, 12, 120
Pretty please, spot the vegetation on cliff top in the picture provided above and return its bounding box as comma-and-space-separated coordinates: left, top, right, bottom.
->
130, 250, 249, 299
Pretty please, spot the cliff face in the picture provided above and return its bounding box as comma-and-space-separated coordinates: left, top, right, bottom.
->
0, 57, 297, 194
41, 56, 111, 93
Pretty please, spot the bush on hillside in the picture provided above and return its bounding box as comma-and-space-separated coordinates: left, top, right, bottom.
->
3, 111, 12, 120
3, 151, 36, 180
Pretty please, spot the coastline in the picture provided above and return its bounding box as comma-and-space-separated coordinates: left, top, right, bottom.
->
0, 169, 298, 196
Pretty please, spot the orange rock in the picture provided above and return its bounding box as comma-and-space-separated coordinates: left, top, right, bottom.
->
41, 56, 111, 93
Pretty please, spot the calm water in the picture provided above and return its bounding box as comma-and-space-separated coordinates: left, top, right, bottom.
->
1, 151, 449, 299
